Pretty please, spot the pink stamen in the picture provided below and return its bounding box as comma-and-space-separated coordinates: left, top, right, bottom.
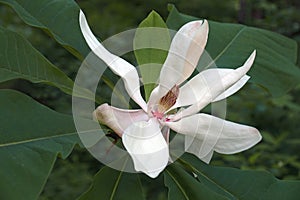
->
151, 111, 164, 120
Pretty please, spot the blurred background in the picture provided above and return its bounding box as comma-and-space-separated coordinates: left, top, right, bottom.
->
0, 0, 299, 199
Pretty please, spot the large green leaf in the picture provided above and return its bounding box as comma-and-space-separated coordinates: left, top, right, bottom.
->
134, 11, 170, 101
167, 5, 300, 97
0, 89, 82, 200
0, 0, 89, 58
0, 26, 96, 101
180, 154, 300, 200
0, 1, 120, 104
164, 163, 228, 200
79, 165, 146, 200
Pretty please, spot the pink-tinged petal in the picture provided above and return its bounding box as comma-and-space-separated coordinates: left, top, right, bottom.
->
93, 103, 148, 137
79, 11, 147, 111
122, 118, 169, 178
166, 113, 261, 159
148, 20, 209, 104
173, 50, 256, 121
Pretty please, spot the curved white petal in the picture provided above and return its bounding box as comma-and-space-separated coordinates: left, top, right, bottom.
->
173, 50, 256, 121
166, 113, 261, 159
213, 73, 250, 102
148, 20, 209, 104
122, 118, 169, 178
93, 103, 148, 136
213, 119, 262, 155
173, 69, 250, 109
79, 10, 147, 111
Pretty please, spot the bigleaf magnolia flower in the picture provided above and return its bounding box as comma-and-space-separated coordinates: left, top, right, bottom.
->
79, 11, 262, 178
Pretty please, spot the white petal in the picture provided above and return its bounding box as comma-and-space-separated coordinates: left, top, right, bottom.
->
161, 126, 170, 144
147, 85, 159, 112
185, 135, 214, 164
148, 20, 209, 104
200, 150, 214, 163
213, 120, 262, 154
166, 113, 261, 159
79, 10, 147, 111
93, 103, 148, 136
161, 126, 175, 163
173, 69, 250, 109
167, 114, 219, 158
173, 50, 256, 120
213, 73, 250, 102
122, 118, 169, 178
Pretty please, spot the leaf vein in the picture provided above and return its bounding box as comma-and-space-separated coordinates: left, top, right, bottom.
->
166, 168, 190, 200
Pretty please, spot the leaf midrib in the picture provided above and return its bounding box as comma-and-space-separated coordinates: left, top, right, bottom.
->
0, 66, 72, 86
110, 169, 124, 200
179, 158, 237, 199
109, 157, 129, 200
183, 157, 279, 200
204, 27, 245, 70
0, 131, 77, 148
0, 128, 101, 148
166, 168, 190, 200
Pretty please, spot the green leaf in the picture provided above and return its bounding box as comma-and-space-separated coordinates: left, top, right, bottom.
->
134, 11, 171, 101
0, 26, 96, 102
0, 0, 89, 58
263, 181, 300, 200
0, 1, 120, 104
0, 89, 84, 200
180, 154, 300, 200
79, 166, 146, 200
167, 5, 300, 97
164, 163, 229, 200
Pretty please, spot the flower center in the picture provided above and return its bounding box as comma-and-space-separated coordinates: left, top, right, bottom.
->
151, 110, 165, 120
151, 85, 179, 121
